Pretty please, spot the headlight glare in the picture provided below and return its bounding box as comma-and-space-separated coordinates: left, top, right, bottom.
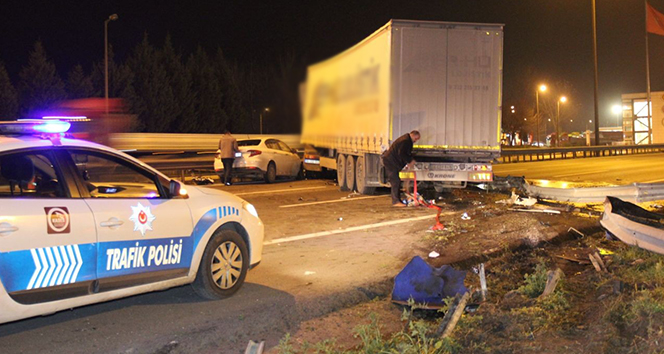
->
244, 202, 258, 218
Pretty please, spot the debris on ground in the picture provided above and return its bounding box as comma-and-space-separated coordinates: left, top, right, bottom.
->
555, 254, 591, 264
428, 251, 440, 258
540, 268, 564, 297
478, 263, 487, 301
509, 208, 561, 214
391, 256, 468, 309
568, 227, 585, 238
192, 176, 214, 185
343, 192, 362, 199
277, 186, 664, 354
512, 191, 537, 206
435, 291, 471, 338
588, 252, 607, 272
461, 212, 471, 220
244, 340, 264, 354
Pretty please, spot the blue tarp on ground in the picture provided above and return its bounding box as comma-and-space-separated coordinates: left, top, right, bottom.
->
391, 256, 468, 307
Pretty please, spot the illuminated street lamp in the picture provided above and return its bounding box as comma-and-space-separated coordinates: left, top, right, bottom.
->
104, 14, 119, 115
536, 84, 547, 146
555, 96, 566, 147
611, 104, 622, 127
259, 107, 270, 134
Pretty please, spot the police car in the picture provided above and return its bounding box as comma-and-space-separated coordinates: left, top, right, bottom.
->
0, 119, 264, 324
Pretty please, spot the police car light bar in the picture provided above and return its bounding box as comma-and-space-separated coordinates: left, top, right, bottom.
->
42, 116, 91, 122
0, 120, 71, 134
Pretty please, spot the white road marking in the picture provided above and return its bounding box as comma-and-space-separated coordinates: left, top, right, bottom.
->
264, 212, 453, 245
279, 195, 388, 208
234, 186, 330, 196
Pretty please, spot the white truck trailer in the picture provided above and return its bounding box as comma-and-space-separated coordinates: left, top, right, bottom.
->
301, 19, 503, 194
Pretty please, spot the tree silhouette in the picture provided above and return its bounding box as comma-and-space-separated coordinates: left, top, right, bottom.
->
18, 41, 66, 117
66, 64, 94, 99
187, 46, 225, 133
161, 35, 195, 132
125, 34, 177, 132
0, 61, 18, 120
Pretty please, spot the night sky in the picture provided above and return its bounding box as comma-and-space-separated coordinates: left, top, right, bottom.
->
2, 0, 664, 131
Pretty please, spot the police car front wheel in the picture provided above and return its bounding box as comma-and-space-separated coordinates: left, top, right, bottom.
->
193, 229, 249, 299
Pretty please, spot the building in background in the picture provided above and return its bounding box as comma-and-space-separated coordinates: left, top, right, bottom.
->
620, 92, 664, 145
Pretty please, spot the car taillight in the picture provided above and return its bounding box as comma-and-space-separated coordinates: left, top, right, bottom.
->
248, 150, 262, 157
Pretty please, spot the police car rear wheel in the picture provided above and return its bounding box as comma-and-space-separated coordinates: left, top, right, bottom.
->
193, 229, 248, 299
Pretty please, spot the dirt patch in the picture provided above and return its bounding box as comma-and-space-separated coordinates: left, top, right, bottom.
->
270, 188, 664, 353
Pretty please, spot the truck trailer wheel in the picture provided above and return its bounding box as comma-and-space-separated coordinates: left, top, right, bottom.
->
355, 155, 376, 195
337, 154, 348, 191
345, 155, 356, 192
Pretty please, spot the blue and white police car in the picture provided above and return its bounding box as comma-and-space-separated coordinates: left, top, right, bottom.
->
0, 119, 263, 324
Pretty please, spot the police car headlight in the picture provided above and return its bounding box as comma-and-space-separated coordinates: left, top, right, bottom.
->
243, 202, 259, 218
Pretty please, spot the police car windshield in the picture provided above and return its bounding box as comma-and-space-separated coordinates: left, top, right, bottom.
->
238, 139, 261, 146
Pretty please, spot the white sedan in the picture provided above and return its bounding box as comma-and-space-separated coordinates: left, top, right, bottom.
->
0, 120, 264, 324
214, 137, 302, 183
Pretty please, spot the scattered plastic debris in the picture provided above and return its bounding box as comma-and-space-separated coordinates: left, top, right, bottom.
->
337, 217, 343, 221
304, 271, 316, 275
245, 340, 265, 354
568, 227, 585, 238
192, 176, 214, 185
509, 208, 561, 214
513, 192, 537, 207
598, 247, 614, 256
392, 256, 468, 309
428, 251, 440, 258
461, 212, 471, 220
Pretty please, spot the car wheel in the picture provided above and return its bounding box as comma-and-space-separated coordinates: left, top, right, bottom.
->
296, 163, 304, 180
264, 162, 277, 183
192, 229, 249, 299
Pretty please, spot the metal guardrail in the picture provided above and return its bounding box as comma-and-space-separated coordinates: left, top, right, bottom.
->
501, 144, 664, 163
526, 182, 664, 203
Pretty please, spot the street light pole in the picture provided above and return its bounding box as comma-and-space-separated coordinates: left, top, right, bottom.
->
104, 14, 118, 116
259, 107, 270, 134
591, 0, 601, 146
556, 96, 567, 147
536, 84, 547, 146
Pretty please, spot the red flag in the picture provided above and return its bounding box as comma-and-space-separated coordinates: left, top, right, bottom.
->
647, 2, 664, 36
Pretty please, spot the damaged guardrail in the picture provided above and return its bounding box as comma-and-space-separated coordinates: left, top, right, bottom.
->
601, 196, 664, 255
525, 182, 664, 204
486, 176, 664, 204
501, 143, 664, 163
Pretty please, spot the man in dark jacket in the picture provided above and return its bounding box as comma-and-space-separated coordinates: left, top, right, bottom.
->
382, 130, 420, 206
218, 130, 240, 186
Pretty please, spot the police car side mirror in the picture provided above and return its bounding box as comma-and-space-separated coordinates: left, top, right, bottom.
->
169, 180, 188, 198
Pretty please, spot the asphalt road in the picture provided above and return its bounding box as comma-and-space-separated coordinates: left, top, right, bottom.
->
2, 153, 663, 353
494, 152, 664, 184
0, 180, 441, 354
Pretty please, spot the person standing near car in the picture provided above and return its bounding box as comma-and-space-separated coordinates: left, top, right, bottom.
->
382, 130, 420, 207
218, 130, 240, 186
